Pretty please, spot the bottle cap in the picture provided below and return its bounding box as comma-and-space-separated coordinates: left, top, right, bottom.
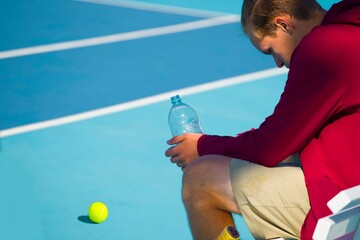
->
171, 95, 181, 104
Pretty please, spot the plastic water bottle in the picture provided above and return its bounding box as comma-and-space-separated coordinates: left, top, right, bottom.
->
168, 95, 203, 137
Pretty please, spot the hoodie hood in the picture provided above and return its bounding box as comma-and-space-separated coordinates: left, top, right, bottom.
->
322, 0, 360, 26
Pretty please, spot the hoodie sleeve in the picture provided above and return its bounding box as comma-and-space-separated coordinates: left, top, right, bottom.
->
197, 26, 346, 167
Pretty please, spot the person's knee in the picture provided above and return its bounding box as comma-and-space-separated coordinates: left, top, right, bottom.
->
182, 156, 210, 207
181, 155, 234, 210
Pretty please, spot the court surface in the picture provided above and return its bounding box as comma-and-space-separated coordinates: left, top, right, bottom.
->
0, 0, 338, 239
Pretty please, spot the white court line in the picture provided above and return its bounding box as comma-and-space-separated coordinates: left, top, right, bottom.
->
0, 15, 239, 60
0, 68, 288, 138
76, 0, 233, 18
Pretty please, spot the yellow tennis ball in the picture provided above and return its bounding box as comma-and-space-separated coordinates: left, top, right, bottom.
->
88, 202, 108, 223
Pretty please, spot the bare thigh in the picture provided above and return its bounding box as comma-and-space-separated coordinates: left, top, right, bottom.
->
182, 155, 240, 214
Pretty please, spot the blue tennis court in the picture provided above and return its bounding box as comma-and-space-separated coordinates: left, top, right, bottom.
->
0, 0, 338, 239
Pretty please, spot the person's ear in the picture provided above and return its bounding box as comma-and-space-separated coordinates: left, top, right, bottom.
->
274, 17, 293, 34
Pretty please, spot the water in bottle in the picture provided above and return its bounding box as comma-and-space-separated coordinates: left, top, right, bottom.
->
168, 95, 203, 137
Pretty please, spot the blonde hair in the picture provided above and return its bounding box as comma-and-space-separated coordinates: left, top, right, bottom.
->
241, 0, 323, 38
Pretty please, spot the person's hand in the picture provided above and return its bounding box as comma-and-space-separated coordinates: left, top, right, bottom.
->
165, 133, 203, 170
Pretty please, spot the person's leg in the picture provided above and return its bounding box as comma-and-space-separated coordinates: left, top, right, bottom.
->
182, 155, 310, 240
182, 155, 239, 240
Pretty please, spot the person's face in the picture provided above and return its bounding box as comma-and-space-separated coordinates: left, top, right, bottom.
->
249, 17, 302, 69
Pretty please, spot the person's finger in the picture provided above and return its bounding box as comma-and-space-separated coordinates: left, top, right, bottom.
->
167, 134, 185, 145
176, 160, 186, 168
165, 146, 177, 157
170, 155, 181, 164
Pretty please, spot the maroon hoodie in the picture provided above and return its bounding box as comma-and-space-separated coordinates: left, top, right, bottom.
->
197, 0, 360, 238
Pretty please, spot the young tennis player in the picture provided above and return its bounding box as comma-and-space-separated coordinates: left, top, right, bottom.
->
166, 0, 360, 239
